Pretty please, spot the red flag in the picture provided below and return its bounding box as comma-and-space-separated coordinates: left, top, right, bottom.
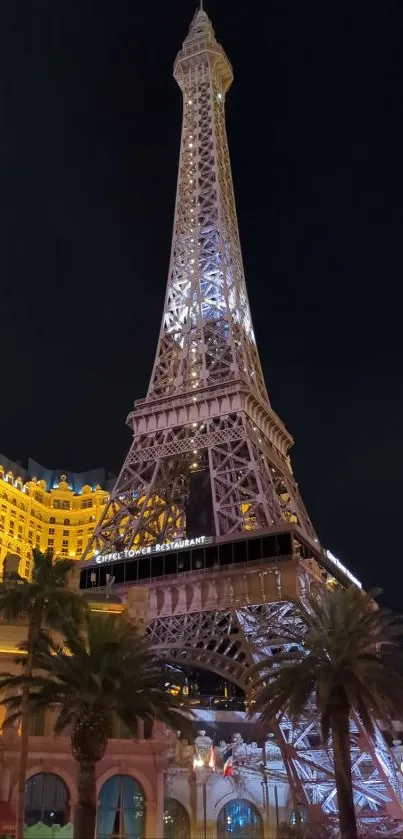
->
223, 755, 233, 776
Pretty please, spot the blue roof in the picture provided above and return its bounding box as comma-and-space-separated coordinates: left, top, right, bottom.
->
0, 453, 115, 493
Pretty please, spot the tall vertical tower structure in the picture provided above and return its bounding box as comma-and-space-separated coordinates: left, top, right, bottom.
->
83, 9, 403, 831
90, 8, 315, 554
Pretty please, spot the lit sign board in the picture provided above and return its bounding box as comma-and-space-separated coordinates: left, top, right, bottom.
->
324, 549, 362, 589
94, 535, 211, 565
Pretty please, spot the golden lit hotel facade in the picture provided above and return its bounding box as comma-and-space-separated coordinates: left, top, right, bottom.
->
0, 454, 112, 579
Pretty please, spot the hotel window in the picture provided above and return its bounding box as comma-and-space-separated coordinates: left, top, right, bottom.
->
61, 548, 68, 555
78, 529, 83, 536
82, 499, 92, 509
62, 540, 68, 548
48, 539, 54, 548
49, 517, 55, 524
53, 501, 70, 510
63, 530, 69, 536
24, 772, 68, 828
164, 799, 190, 839
217, 800, 263, 839
49, 528, 55, 535
97, 776, 144, 839
28, 708, 45, 736
63, 518, 70, 526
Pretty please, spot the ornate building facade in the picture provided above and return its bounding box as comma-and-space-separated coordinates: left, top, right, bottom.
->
0, 454, 112, 579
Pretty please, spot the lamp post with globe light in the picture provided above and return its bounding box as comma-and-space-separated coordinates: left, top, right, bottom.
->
193, 730, 214, 839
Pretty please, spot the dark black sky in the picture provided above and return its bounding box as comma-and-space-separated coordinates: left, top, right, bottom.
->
1, 0, 403, 607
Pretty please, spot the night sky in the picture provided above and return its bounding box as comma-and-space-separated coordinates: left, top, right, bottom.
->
1, 1, 402, 608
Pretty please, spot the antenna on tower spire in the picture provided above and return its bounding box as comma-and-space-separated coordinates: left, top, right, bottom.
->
199, 0, 203, 10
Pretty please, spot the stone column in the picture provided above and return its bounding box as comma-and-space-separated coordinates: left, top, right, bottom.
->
149, 587, 157, 617
226, 577, 234, 604
145, 770, 164, 839
68, 796, 77, 830
155, 767, 165, 839
191, 581, 202, 611
207, 579, 217, 609
175, 584, 187, 614
162, 585, 172, 615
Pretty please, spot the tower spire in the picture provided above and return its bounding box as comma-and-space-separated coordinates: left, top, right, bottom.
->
85, 10, 315, 551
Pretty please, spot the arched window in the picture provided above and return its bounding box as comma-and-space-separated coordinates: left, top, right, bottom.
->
64, 518, 70, 526
25, 773, 68, 828
50, 516, 55, 524
217, 799, 263, 839
163, 799, 189, 839
97, 775, 144, 839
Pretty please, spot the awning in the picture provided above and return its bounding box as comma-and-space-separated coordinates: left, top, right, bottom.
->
0, 799, 15, 834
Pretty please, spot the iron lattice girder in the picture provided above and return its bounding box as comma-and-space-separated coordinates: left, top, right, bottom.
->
148, 12, 268, 405
88, 402, 315, 550
81, 9, 403, 833
147, 602, 403, 819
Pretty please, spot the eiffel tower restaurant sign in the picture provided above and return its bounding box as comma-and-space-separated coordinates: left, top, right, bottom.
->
94, 535, 210, 565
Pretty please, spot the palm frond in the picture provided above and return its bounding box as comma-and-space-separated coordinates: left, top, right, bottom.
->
2, 611, 195, 756
248, 585, 403, 743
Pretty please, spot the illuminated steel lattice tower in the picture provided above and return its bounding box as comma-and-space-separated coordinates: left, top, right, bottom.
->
89, 9, 315, 553
84, 9, 403, 832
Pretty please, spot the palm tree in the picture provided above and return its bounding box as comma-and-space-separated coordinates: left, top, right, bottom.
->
0, 548, 88, 839
1, 611, 194, 839
248, 585, 403, 839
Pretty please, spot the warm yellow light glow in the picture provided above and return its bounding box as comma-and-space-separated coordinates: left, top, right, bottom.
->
0, 464, 110, 580
0, 647, 26, 655
193, 756, 204, 769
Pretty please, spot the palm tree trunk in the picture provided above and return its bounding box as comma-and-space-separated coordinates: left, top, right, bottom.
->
15, 683, 29, 839
16, 618, 39, 839
74, 760, 97, 839
331, 707, 358, 839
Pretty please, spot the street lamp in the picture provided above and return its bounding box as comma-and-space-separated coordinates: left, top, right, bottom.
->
193, 731, 214, 839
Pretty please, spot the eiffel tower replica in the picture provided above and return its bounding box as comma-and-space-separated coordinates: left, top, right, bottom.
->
83, 7, 403, 832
